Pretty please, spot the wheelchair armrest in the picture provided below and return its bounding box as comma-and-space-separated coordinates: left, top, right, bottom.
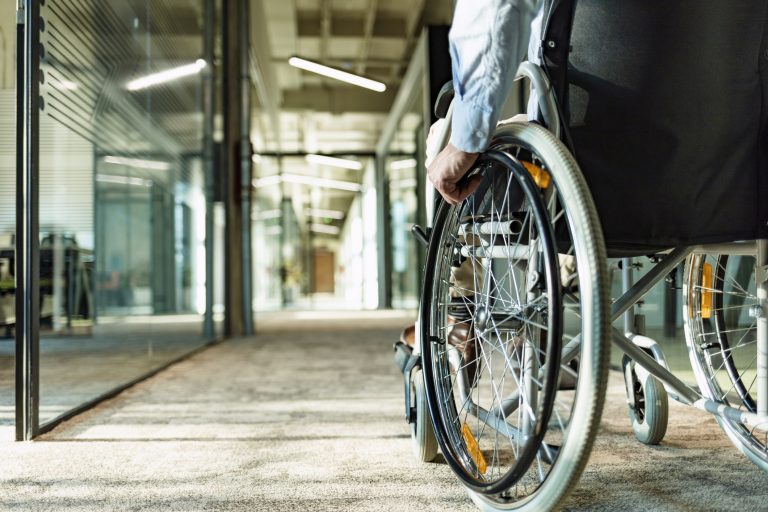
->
515, 62, 560, 139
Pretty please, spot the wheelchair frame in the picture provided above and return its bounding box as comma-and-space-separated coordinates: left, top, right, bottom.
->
613, 242, 768, 430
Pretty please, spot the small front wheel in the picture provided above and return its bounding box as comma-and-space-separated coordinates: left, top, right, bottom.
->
623, 357, 668, 445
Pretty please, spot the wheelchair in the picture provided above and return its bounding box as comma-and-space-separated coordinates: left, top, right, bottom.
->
397, 1, 768, 510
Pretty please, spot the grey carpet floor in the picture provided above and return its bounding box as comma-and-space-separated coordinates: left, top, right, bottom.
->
0, 318, 766, 511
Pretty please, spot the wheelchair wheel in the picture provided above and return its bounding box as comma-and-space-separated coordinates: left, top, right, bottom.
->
683, 253, 768, 472
420, 122, 610, 510
411, 368, 439, 462
622, 356, 668, 445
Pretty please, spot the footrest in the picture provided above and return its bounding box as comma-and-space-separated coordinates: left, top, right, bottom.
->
393, 342, 421, 424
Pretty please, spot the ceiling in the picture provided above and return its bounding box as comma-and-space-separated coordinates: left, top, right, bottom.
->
257, 0, 452, 153
254, 0, 452, 239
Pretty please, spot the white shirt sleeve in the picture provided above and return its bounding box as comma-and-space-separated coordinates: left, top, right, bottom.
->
449, 0, 544, 153
526, 7, 545, 119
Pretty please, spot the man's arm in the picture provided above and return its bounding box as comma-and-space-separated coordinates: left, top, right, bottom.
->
429, 0, 542, 204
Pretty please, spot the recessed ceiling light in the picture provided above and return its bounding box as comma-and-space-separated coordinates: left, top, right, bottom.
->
282, 174, 361, 191
252, 175, 282, 188
126, 59, 207, 91
96, 174, 153, 187
306, 154, 362, 170
310, 224, 340, 235
390, 158, 418, 170
252, 174, 361, 192
306, 208, 345, 220
288, 56, 386, 92
103, 156, 171, 171
55, 79, 79, 91
391, 177, 418, 189
253, 209, 282, 220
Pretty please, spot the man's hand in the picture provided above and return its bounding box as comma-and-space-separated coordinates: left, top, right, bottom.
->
427, 143, 481, 205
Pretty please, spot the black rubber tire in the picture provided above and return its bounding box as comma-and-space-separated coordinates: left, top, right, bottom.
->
411, 369, 439, 462
626, 368, 669, 446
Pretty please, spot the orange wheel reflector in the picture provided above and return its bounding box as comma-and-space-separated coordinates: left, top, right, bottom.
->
461, 423, 488, 474
701, 262, 713, 319
522, 161, 551, 189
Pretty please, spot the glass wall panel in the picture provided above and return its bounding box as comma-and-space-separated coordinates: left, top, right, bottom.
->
336, 159, 379, 309
0, 2, 17, 440
252, 156, 284, 310
386, 94, 424, 310
37, 0, 212, 424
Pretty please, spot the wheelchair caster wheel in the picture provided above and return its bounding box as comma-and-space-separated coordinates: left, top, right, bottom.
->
410, 368, 438, 462
623, 355, 668, 445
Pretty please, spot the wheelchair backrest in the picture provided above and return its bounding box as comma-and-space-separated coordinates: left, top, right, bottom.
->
542, 1, 768, 251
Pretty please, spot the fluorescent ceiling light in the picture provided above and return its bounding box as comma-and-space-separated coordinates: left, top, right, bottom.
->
391, 177, 418, 189
103, 156, 171, 171
254, 209, 282, 220
126, 59, 207, 91
96, 174, 152, 187
306, 208, 345, 220
252, 173, 361, 192
282, 174, 361, 192
252, 175, 282, 188
390, 158, 417, 170
311, 223, 340, 235
288, 56, 386, 92
305, 154, 362, 170
54, 79, 79, 91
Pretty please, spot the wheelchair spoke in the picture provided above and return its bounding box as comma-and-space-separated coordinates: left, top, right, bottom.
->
684, 251, 768, 467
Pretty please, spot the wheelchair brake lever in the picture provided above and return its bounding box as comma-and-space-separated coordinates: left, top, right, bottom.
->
411, 225, 430, 247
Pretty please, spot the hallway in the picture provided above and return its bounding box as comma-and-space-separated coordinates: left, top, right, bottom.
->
1, 312, 765, 511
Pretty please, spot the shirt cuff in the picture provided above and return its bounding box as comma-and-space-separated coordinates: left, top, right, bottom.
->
449, 94, 496, 153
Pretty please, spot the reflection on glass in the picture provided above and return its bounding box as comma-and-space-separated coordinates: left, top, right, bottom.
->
36, 1, 211, 424
389, 162, 418, 308
0, 2, 16, 439
386, 94, 424, 309
253, 157, 284, 310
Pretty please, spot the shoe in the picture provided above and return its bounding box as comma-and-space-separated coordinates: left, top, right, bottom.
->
399, 324, 416, 348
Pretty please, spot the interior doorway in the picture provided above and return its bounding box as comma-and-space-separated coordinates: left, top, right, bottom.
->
311, 248, 335, 294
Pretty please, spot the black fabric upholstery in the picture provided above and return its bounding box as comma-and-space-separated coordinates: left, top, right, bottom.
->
544, 1, 768, 250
